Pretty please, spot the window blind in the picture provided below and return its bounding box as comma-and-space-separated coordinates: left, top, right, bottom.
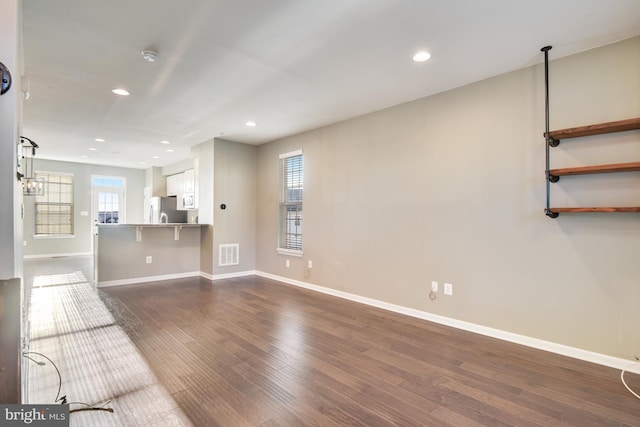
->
278, 150, 303, 253
35, 172, 74, 235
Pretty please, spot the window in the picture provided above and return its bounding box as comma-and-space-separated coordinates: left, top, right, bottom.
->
35, 172, 74, 236
278, 150, 303, 255
92, 176, 125, 224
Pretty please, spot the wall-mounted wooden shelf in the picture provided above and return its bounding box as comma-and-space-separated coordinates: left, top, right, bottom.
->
541, 47, 639, 218
549, 162, 640, 178
546, 158, 640, 215
545, 117, 640, 141
548, 207, 640, 214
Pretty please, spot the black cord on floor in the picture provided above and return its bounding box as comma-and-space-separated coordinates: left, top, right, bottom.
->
23, 351, 66, 404
23, 351, 115, 414
68, 401, 114, 413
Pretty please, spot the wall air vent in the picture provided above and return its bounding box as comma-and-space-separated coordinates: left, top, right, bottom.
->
219, 244, 239, 267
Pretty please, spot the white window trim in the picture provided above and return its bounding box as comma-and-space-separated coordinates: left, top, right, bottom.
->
34, 170, 75, 237
92, 174, 127, 224
277, 149, 303, 255
276, 248, 303, 257
279, 149, 303, 160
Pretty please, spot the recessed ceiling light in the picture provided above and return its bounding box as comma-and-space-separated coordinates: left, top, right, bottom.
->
246, 121, 256, 127
94, 138, 105, 142
151, 155, 159, 159
166, 148, 174, 153
88, 147, 97, 151
139, 161, 147, 165
112, 88, 130, 96
80, 155, 88, 159
160, 140, 170, 145
141, 49, 159, 62
412, 51, 432, 63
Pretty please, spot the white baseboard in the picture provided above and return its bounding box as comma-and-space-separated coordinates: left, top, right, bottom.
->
24, 252, 92, 260
95, 267, 636, 370
254, 271, 636, 371
98, 271, 201, 287
200, 271, 214, 281
209, 270, 257, 280
100, 269, 257, 287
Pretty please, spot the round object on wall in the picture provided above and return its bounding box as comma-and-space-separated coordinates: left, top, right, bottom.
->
0, 61, 12, 95
220, 204, 226, 210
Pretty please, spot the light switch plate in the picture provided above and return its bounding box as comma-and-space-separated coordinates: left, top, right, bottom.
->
444, 283, 453, 296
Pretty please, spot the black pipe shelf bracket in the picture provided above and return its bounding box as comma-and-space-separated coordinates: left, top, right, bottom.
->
541, 46, 559, 218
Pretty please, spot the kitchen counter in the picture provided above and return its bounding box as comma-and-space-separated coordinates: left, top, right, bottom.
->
95, 223, 208, 287
98, 223, 203, 241
103, 223, 203, 226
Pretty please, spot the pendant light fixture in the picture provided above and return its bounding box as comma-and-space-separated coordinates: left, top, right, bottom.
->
19, 136, 45, 196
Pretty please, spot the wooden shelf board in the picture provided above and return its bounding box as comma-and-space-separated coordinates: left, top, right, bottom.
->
549, 161, 640, 177
549, 207, 640, 213
544, 117, 640, 140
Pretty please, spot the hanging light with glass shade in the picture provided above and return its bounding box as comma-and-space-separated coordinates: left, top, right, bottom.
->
18, 136, 45, 196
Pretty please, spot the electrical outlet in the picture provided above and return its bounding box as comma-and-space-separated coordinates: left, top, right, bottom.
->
146, 256, 152, 264
431, 281, 438, 292
444, 283, 453, 296
308, 260, 313, 268
286, 259, 290, 268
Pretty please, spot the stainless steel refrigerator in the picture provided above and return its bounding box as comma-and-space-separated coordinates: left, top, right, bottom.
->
145, 196, 187, 224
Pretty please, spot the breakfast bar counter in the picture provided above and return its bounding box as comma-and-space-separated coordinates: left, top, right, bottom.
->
95, 223, 206, 287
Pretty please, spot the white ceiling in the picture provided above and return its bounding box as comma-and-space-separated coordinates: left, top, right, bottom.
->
21, 0, 640, 169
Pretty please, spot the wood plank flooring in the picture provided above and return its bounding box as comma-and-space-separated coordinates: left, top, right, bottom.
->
101, 275, 640, 426
24, 256, 193, 426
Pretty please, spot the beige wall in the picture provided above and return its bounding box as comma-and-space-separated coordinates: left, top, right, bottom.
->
23, 159, 145, 257
0, 0, 23, 281
96, 225, 202, 284
144, 166, 166, 198
191, 139, 215, 274
1, 0, 24, 402
255, 37, 640, 359
213, 138, 257, 275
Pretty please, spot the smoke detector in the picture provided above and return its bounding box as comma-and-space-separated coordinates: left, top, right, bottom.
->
141, 49, 159, 62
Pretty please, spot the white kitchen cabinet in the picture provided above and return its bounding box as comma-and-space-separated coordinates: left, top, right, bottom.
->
183, 169, 195, 193
166, 173, 183, 197
179, 168, 196, 210
167, 168, 196, 210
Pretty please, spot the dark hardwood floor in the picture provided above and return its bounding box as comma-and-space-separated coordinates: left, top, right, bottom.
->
25, 256, 194, 426
100, 274, 640, 427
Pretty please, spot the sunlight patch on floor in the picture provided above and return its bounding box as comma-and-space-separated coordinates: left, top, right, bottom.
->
27, 270, 193, 426
33, 271, 88, 287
